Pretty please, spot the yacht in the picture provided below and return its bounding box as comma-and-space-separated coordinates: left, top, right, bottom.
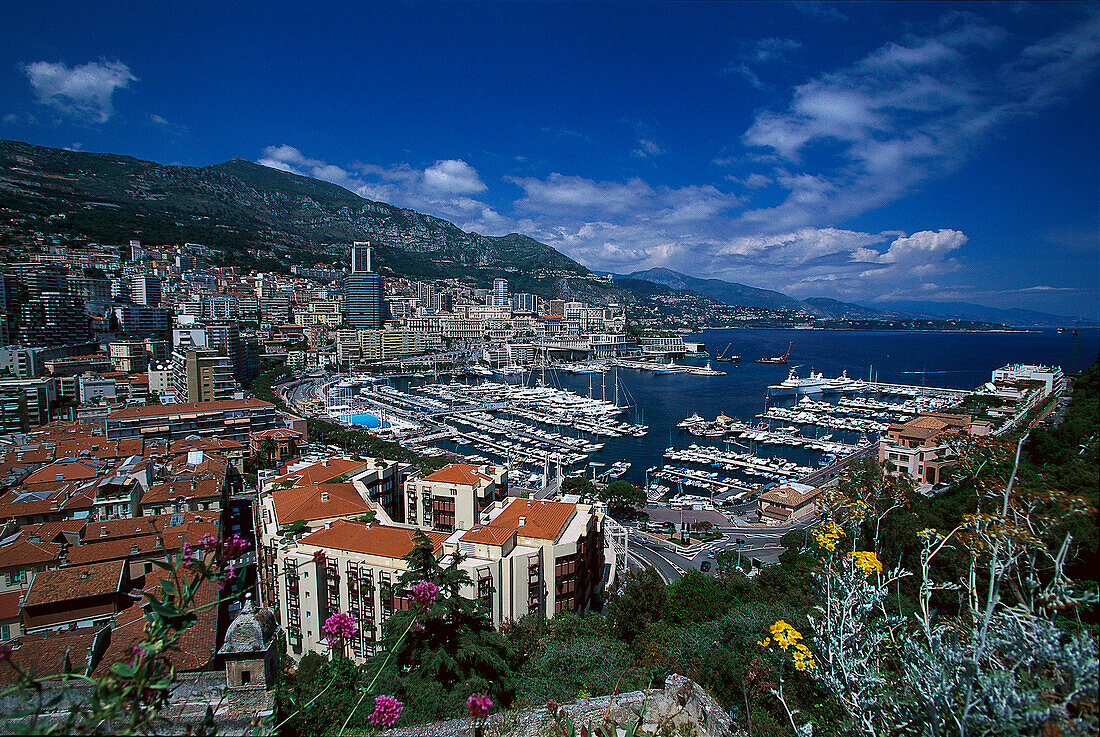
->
766, 368, 829, 397
821, 370, 856, 394
495, 363, 527, 376
650, 359, 687, 374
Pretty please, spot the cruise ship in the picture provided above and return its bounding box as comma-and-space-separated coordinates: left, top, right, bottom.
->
766, 368, 829, 397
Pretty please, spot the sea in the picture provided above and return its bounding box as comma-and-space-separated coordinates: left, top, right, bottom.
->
524, 328, 1099, 486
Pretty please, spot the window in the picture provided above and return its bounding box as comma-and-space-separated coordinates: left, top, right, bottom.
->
241, 670, 251, 685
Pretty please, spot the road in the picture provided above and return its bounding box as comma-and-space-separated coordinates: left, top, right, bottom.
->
625, 517, 817, 582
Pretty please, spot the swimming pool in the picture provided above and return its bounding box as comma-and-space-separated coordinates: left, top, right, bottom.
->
341, 413, 389, 429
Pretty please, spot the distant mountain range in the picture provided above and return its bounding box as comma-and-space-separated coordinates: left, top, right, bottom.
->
1, 139, 1087, 327
617, 268, 1087, 328
869, 301, 1092, 329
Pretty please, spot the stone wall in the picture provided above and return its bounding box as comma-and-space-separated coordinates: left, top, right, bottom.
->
385, 674, 734, 737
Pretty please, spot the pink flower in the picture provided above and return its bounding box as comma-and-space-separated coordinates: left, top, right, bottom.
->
467, 693, 493, 720
198, 533, 218, 551
409, 580, 439, 609
321, 611, 358, 645
313, 549, 327, 564
0, 643, 14, 662
368, 694, 404, 728
412, 621, 425, 632
223, 534, 251, 558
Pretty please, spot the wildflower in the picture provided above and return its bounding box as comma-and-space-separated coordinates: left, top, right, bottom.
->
321, 611, 358, 645
467, 693, 493, 720
223, 534, 251, 558
0, 643, 13, 662
848, 551, 883, 575
813, 521, 845, 552
312, 549, 327, 564
368, 695, 404, 728
917, 527, 939, 540
412, 621, 425, 632
130, 645, 147, 667
768, 620, 803, 650
792, 643, 816, 671
198, 533, 218, 551
409, 580, 439, 609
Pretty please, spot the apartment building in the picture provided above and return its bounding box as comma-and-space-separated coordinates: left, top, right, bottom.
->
879, 412, 974, 486
403, 464, 507, 533
261, 495, 603, 662
104, 399, 279, 443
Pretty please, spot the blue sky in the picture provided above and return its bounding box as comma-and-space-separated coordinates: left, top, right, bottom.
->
2, 2, 1098, 316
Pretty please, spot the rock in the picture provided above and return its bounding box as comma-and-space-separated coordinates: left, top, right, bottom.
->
383, 673, 732, 737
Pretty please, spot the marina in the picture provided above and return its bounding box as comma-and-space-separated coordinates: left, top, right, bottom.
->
286, 328, 1092, 502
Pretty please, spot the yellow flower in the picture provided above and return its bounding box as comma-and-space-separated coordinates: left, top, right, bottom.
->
848, 551, 883, 575
917, 527, 939, 540
813, 521, 846, 552
768, 620, 803, 650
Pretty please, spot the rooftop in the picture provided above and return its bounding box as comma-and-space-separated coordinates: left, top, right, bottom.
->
424, 463, 493, 486
270, 482, 370, 524
301, 519, 447, 559
106, 398, 274, 420
462, 498, 575, 545
23, 559, 126, 607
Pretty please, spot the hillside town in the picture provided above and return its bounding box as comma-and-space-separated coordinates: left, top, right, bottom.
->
0, 234, 1084, 733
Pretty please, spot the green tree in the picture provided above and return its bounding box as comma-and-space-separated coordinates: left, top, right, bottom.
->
604, 567, 666, 644
561, 476, 596, 497
372, 531, 516, 722
601, 479, 646, 516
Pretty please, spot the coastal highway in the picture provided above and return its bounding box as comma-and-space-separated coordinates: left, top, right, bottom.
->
625, 518, 817, 583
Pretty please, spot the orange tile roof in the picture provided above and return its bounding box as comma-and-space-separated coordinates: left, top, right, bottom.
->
168, 437, 245, 453
272, 457, 366, 486
83, 512, 218, 542
141, 476, 223, 507
270, 483, 369, 524
23, 459, 104, 485
0, 590, 24, 620
93, 573, 218, 675
461, 498, 575, 546
106, 398, 274, 419
0, 627, 106, 685
301, 519, 447, 559
424, 463, 492, 486
23, 559, 126, 607
66, 523, 218, 566
21, 519, 86, 544
0, 533, 62, 568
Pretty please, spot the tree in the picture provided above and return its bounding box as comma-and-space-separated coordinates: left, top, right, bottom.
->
601, 479, 646, 516
374, 531, 516, 722
604, 567, 666, 644
561, 476, 595, 497
666, 570, 729, 623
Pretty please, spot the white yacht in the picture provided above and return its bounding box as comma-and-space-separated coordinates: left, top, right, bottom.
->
767, 368, 829, 397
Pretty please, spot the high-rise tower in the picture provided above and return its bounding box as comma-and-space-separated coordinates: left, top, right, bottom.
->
346, 243, 383, 329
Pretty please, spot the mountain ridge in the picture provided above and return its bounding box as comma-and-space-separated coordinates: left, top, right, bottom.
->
0, 138, 622, 302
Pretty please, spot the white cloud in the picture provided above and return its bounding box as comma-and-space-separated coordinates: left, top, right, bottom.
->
257, 145, 506, 233
753, 37, 802, 62
22, 59, 136, 123
423, 159, 487, 194
149, 114, 168, 125
631, 139, 667, 158
739, 9, 1100, 230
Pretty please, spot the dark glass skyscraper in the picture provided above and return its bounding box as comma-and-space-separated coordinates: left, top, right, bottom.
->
346, 243, 383, 328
